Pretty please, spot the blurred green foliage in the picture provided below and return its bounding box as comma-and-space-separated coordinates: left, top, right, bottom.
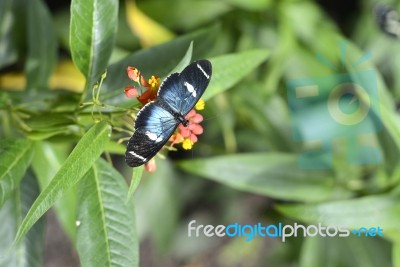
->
1, 0, 400, 266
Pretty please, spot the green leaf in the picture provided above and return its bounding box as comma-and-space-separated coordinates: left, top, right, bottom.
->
114, 3, 140, 52
105, 141, 125, 155
222, 0, 271, 11
0, 0, 17, 68
25, 113, 76, 130
31, 142, 77, 241
168, 42, 193, 74
25, 0, 57, 90
135, 160, 180, 253
77, 159, 138, 267
0, 139, 34, 208
276, 194, 400, 230
299, 236, 391, 267
203, 49, 270, 101
177, 153, 351, 202
14, 121, 111, 243
138, 0, 231, 31
53, 8, 71, 51
379, 104, 400, 155
99, 24, 219, 106
24, 113, 78, 140
394, 241, 400, 267
127, 165, 144, 201
0, 171, 45, 267
25, 129, 74, 141
70, 0, 119, 88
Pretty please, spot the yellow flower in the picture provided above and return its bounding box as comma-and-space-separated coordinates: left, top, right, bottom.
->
148, 75, 160, 90
195, 99, 205, 110
182, 138, 193, 150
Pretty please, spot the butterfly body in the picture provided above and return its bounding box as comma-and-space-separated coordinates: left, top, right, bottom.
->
125, 60, 212, 167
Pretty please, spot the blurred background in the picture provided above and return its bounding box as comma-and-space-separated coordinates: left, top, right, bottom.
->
2, 0, 400, 266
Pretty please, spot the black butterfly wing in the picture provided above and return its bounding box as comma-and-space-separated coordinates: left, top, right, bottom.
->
125, 101, 178, 167
157, 60, 212, 116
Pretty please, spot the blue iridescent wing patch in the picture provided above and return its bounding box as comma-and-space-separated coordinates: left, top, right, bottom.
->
125, 102, 178, 166
125, 60, 212, 167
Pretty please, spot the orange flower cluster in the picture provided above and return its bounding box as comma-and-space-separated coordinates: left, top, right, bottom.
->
124, 67, 160, 105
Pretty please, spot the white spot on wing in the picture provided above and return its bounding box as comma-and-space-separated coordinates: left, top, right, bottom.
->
146, 131, 158, 140
197, 63, 210, 79
146, 131, 163, 143
184, 81, 196, 97
128, 151, 146, 162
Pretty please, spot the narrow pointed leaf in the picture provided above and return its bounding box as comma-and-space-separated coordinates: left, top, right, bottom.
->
203, 49, 270, 100
0, 171, 45, 267
222, 0, 271, 11
394, 242, 400, 267
70, 0, 118, 88
127, 165, 144, 201
134, 160, 180, 253
15, 121, 111, 243
77, 159, 138, 267
31, 142, 77, 241
0, 0, 17, 68
25, 0, 57, 90
0, 139, 34, 208
168, 42, 193, 74
276, 194, 400, 230
177, 153, 351, 202
299, 236, 391, 267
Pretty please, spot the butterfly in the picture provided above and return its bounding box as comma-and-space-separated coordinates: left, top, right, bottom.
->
125, 60, 212, 167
